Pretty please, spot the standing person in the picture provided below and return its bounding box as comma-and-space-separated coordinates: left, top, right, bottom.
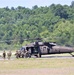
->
24, 50, 28, 58
21, 50, 24, 58
3, 50, 6, 59
18, 50, 21, 58
25, 50, 31, 58
15, 50, 19, 59
7, 50, 12, 60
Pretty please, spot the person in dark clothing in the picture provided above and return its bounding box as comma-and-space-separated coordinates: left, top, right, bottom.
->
3, 50, 6, 59
15, 50, 19, 58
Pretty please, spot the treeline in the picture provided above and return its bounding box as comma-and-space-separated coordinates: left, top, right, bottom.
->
0, 1, 74, 50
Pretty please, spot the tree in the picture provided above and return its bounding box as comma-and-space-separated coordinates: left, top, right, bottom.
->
0, 3, 74, 49
4, 6, 10, 11
32, 5, 38, 9
11, 7, 15, 10
54, 4, 68, 19
71, 1, 74, 7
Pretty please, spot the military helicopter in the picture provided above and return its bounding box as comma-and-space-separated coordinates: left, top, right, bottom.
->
0, 38, 74, 58
20, 38, 74, 58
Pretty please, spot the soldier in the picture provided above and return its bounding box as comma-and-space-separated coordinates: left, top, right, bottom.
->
21, 50, 25, 58
15, 50, 19, 58
3, 50, 6, 59
24, 50, 28, 58
18, 50, 21, 58
25, 50, 31, 58
7, 50, 12, 60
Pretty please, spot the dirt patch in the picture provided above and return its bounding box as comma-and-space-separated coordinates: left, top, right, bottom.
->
0, 67, 74, 75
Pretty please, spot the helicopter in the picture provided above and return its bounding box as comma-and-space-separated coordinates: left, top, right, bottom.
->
20, 38, 74, 58
0, 38, 74, 58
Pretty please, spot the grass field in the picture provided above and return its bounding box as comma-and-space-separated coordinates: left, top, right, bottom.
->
0, 50, 74, 75
0, 57, 74, 75
0, 58, 74, 69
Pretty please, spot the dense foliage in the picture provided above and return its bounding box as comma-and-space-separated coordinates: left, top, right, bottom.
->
0, 1, 74, 50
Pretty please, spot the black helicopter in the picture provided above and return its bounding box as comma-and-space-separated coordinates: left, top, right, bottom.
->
20, 38, 74, 58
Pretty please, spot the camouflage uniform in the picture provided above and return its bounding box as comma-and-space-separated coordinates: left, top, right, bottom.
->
15, 50, 19, 58
25, 50, 31, 58
21, 50, 25, 58
7, 51, 12, 60
18, 50, 21, 58
3, 50, 6, 59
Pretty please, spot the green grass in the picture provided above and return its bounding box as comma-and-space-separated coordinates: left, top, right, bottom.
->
0, 58, 74, 70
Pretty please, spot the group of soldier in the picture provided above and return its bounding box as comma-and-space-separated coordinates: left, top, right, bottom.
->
2, 50, 12, 60
2, 49, 31, 60
15, 50, 31, 58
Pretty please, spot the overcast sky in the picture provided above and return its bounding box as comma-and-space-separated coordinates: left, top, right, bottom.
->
0, 0, 73, 8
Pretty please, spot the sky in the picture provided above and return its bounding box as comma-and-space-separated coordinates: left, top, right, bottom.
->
0, 0, 73, 8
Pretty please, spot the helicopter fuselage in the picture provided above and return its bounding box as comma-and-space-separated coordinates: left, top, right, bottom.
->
20, 42, 74, 58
